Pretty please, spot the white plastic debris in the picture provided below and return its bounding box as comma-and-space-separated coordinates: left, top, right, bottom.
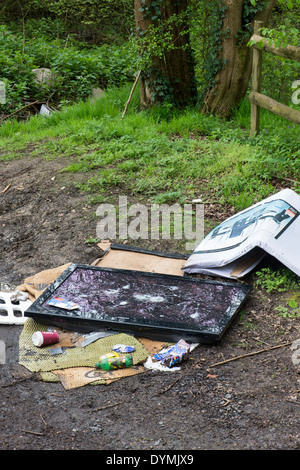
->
144, 355, 181, 372
10, 290, 29, 303
39, 104, 52, 116
0, 291, 32, 325
144, 342, 199, 372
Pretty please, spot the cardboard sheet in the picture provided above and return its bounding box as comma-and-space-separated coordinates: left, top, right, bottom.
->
94, 242, 187, 275
52, 365, 146, 389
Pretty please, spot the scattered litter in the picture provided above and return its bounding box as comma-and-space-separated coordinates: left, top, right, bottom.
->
113, 344, 135, 353
80, 331, 118, 347
47, 296, 80, 310
19, 318, 149, 389
144, 340, 199, 371
153, 339, 191, 368
32, 330, 59, 347
144, 356, 181, 372
39, 104, 52, 116
10, 290, 29, 303
0, 290, 32, 325
99, 351, 120, 361
95, 354, 133, 370
13, 241, 261, 390
49, 346, 66, 356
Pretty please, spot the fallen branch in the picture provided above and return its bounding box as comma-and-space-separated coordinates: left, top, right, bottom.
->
286, 400, 300, 406
0, 100, 40, 122
122, 71, 141, 118
208, 341, 293, 368
280, 176, 300, 186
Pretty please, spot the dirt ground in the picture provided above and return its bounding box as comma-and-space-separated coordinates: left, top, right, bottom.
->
0, 153, 299, 452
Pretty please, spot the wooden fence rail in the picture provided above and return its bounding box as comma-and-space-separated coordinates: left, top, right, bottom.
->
249, 20, 300, 136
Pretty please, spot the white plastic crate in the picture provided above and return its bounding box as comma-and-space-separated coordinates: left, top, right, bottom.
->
0, 291, 32, 325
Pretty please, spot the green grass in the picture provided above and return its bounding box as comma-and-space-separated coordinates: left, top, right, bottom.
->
0, 83, 299, 210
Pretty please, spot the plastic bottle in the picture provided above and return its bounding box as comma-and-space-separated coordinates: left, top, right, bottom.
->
95, 354, 133, 371
99, 351, 119, 361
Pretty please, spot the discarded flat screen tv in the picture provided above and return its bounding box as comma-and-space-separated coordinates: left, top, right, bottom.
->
25, 264, 251, 343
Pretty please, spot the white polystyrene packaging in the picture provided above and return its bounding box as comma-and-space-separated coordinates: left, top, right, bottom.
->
32, 331, 44, 347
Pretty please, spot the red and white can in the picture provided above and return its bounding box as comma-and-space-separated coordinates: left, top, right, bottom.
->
32, 331, 59, 347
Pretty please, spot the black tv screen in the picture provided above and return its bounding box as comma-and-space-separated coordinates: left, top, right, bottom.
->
25, 264, 251, 343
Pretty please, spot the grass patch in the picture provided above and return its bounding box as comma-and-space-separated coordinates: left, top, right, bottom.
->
0, 84, 299, 210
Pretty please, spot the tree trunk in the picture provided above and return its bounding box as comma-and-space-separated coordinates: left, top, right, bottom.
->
134, 0, 196, 108
202, 0, 277, 118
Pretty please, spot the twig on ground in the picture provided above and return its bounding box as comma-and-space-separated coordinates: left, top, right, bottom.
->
94, 401, 124, 411
20, 429, 45, 436
1, 184, 11, 194
20, 414, 47, 436
208, 341, 293, 368
281, 176, 300, 186
158, 377, 181, 395
0, 100, 40, 122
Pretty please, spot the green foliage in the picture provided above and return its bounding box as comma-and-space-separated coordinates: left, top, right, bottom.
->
132, 2, 196, 105
189, 0, 227, 102
255, 267, 300, 293
250, 3, 300, 105
275, 304, 300, 319
0, 25, 136, 114
1, 0, 134, 44
259, 24, 300, 48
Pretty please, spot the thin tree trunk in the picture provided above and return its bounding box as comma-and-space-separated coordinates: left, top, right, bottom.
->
134, 0, 196, 108
202, 0, 277, 118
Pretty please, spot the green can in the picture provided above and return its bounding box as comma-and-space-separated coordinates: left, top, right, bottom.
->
95, 354, 133, 371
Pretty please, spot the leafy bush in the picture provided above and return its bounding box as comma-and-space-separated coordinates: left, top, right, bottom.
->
1, 0, 134, 44
0, 24, 136, 115
259, 6, 300, 105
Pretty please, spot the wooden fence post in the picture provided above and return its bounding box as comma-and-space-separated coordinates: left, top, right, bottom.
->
250, 20, 264, 136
